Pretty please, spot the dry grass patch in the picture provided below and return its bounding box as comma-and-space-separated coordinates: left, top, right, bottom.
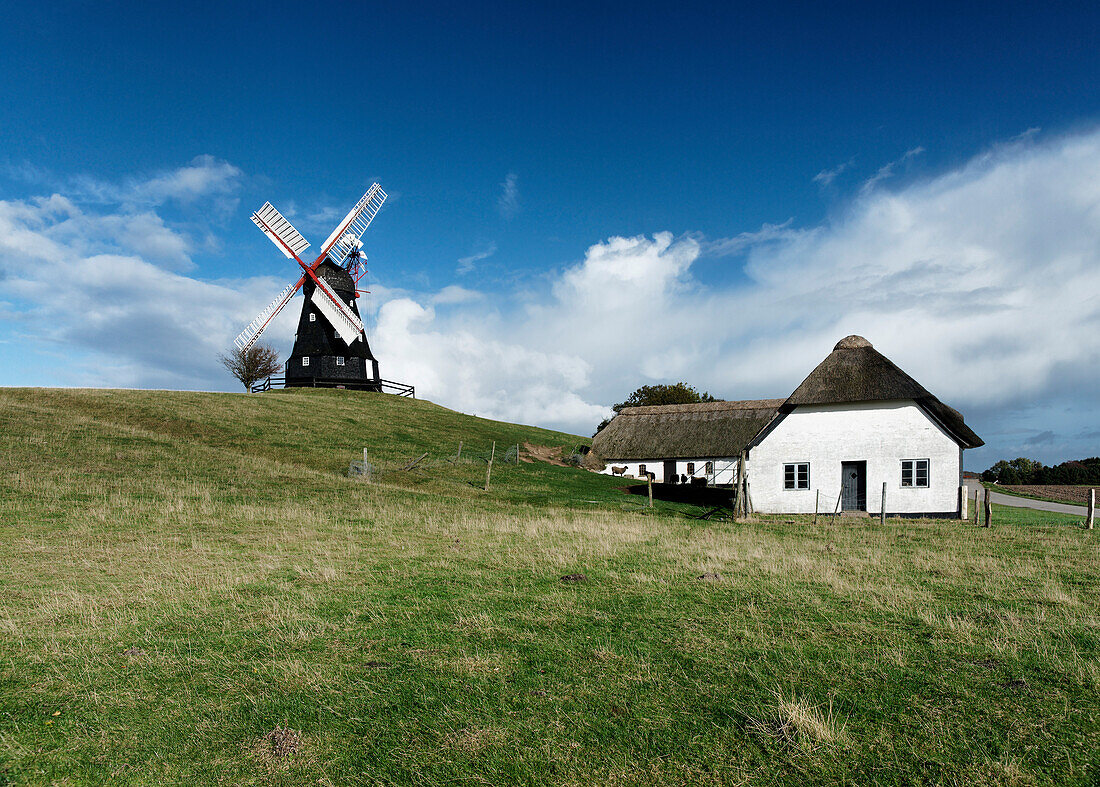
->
249, 726, 312, 775
751, 689, 849, 752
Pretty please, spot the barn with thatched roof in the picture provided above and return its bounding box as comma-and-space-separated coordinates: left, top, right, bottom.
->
590, 399, 783, 485
591, 335, 982, 517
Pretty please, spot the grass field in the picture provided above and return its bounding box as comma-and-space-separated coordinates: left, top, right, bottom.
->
1, 387, 1098, 786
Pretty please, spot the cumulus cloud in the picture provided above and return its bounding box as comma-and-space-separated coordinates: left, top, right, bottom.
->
374, 297, 609, 428
0, 160, 289, 389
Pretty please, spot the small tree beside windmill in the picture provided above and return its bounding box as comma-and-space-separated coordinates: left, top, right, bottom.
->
219, 343, 283, 391
231, 184, 394, 391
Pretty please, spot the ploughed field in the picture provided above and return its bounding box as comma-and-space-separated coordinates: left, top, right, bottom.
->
997, 485, 1097, 506
1, 387, 1098, 786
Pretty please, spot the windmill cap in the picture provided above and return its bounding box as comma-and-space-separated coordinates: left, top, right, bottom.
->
834, 335, 872, 350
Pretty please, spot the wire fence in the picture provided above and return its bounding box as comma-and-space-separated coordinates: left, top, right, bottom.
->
347, 441, 529, 482
345, 440, 736, 520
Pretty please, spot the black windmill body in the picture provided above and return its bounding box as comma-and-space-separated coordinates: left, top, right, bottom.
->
286, 259, 380, 389
232, 184, 390, 390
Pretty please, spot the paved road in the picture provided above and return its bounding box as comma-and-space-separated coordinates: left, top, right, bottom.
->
975, 489, 1089, 516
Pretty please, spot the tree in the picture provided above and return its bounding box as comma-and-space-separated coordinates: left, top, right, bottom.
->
594, 383, 717, 435
981, 457, 1047, 484
983, 455, 1100, 485
219, 343, 283, 391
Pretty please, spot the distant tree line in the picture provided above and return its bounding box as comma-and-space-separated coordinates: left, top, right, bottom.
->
595, 383, 716, 435
982, 456, 1100, 485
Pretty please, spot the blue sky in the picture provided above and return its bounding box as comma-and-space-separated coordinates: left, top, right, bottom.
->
1, 1, 1099, 469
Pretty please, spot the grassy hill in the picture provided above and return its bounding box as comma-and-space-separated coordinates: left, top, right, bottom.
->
1, 387, 1098, 785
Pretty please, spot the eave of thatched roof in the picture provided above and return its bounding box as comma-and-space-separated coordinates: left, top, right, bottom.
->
591, 399, 784, 460
780, 335, 983, 448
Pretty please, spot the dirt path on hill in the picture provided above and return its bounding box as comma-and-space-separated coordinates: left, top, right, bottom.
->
521, 442, 570, 466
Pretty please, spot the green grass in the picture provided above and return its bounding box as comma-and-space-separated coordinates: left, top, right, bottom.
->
1, 387, 1098, 785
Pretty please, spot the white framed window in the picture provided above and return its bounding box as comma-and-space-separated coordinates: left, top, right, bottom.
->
336, 356, 345, 366
705, 461, 714, 475
638, 464, 646, 476
302, 357, 310, 367
309, 312, 316, 322
784, 462, 810, 490
901, 459, 929, 488
686, 462, 695, 475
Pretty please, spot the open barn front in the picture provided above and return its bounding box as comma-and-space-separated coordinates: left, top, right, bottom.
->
622, 481, 737, 508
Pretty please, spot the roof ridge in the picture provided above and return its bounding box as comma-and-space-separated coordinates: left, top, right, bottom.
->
620, 398, 784, 415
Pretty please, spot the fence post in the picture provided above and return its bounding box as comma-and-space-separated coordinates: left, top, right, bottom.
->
733, 453, 744, 517
880, 482, 887, 526
484, 441, 495, 491
959, 485, 967, 521
813, 490, 819, 526
983, 489, 992, 528
647, 475, 653, 509
1088, 488, 1095, 530
457, 441, 462, 462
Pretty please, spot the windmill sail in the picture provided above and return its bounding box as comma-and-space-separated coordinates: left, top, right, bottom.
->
233, 279, 301, 352
251, 202, 311, 260
320, 183, 387, 266
310, 273, 364, 346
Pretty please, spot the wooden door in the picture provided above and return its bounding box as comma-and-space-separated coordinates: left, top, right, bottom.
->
841, 461, 867, 511
663, 460, 677, 483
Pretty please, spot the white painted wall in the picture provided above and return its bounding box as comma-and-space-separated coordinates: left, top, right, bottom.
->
597, 458, 740, 485
748, 400, 963, 515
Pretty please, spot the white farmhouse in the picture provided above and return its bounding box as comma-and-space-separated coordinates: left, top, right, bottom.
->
591, 336, 983, 517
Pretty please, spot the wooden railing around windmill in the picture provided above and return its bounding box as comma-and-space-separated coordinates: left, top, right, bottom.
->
251, 376, 415, 398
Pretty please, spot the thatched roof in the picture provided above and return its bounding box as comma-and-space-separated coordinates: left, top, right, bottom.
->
781, 335, 983, 448
591, 399, 784, 460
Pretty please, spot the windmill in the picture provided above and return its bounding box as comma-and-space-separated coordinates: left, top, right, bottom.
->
233, 183, 388, 391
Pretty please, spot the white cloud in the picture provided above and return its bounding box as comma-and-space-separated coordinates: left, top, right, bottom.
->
497, 172, 520, 219
64, 155, 242, 213
432, 285, 484, 305
128, 155, 242, 206
374, 297, 610, 428
813, 159, 852, 186
0, 161, 293, 390
860, 146, 926, 194
457, 242, 497, 274
701, 220, 795, 257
